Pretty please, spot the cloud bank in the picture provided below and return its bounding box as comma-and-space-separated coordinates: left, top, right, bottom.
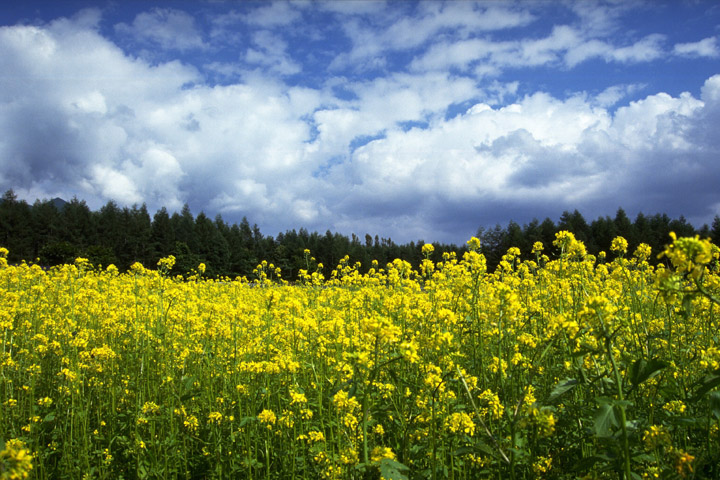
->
1, 2, 719, 244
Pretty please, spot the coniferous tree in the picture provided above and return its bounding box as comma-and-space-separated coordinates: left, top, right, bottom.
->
711, 216, 720, 246
59, 197, 95, 249
30, 199, 61, 260
96, 201, 123, 256
613, 208, 633, 242
150, 207, 175, 261
0, 190, 33, 263
539, 217, 557, 251
590, 216, 617, 256
172, 204, 197, 251
194, 212, 230, 276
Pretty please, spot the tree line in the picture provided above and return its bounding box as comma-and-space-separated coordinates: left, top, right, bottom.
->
1, 189, 718, 279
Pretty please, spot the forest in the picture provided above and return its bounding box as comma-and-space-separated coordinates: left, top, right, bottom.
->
0, 189, 716, 279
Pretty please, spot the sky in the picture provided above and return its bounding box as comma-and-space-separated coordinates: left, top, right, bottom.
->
1, 0, 719, 244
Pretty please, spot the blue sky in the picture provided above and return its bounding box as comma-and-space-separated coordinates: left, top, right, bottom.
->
1, 1, 719, 244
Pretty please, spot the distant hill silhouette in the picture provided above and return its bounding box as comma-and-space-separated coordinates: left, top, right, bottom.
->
51, 197, 68, 210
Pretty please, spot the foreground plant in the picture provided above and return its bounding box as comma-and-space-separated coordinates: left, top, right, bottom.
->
1, 234, 719, 479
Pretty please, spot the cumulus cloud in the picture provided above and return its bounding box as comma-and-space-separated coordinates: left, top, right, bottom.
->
2, 2, 720, 244
330, 2, 534, 72
316, 80, 720, 241
242, 1, 302, 27
114, 8, 207, 51
674, 37, 719, 58
245, 30, 302, 75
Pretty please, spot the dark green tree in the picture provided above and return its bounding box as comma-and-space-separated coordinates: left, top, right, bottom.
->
150, 207, 175, 261
30, 199, 61, 260
194, 212, 230, 276
0, 190, 33, 263
59, 197, 95, 249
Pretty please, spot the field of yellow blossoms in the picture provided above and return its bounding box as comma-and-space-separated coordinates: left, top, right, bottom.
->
2, 232, 720, 479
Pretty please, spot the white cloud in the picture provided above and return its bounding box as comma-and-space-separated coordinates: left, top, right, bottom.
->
318, 0, 386, 15
332, 2, 534, 72
412, 23, 667, 75
569, 0, 640, 37
313, 80, 720, 241
90, 164, 142, 205
592, 84, 646, 108
611, 34, 665, 63
242, 1, 302, 27
3, 3, 720, 243
245, 30, 302, 75
114, 8, 207, 51
674, 37, 719, 58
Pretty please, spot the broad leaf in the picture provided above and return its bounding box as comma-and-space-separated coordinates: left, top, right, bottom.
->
692, 368, 720, 400
628, 358, 668, 388
549, 378, 579, 402
593, 398, 619, 438
709, 391, 720, 420
379, 458, 409, 480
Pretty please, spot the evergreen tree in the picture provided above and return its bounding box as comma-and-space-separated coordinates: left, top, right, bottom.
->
711, 216, 720, 245
172, 204, 197, 251
30, 199, 61, 260
590, 216, 617, 256
0, 190, 33, 263
194, 212, 230, 276
613, 208, 634, 241
539, 217, 557, 251
59, 197, 95, 249
150, 207, 175, 261
96, 201, 123, 256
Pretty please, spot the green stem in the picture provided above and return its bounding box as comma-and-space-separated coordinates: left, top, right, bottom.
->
606, 338, 632, 480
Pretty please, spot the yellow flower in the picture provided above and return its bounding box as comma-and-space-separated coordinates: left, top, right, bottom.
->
307, 430, 325, 442
532, 241, 544, 254
290, 390, 307, 404
258, 409, 277, 429
0, 439, 33, 479
445, 412, 475, 436
183, 415, 199, 432
466, 237, 482, 252
533, 456, 552, 474
675, 451, 694, 477
370, 446, 396, 463
610, 236, 628, 255
207, 411, 223, 425
659, 232, 713, 279
663, 400, 687, 415
634, 243, 652, 262
643, 425, 671, 451
157, 255, 176, 271
130, 262, 145, 274
141, 401, 160, 416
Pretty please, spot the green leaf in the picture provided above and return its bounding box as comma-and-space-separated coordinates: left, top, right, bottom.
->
628, 358, 668, 388
570, 454, 612, 472
549, 378, 578, 402
692, 368, 720, 400
239, 416, 257, 428
710, 391, 720, 420
180, 389, 202, 402
378, 458, 409, 480
593, 400, 619, 438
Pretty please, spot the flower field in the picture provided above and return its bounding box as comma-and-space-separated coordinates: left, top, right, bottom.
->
1, 232, 720, 479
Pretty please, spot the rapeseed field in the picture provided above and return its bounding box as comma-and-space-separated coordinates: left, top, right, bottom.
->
1, 232, 719, 479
